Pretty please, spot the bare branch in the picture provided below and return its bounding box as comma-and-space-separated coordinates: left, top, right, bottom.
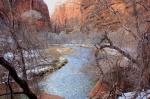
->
96, 33, 138, 64
136, 2, 149, 11
0, 57, 37, 99
0, 92, 24, 96
99, 45, 138, 64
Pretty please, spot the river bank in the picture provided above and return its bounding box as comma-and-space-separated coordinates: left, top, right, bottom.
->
0, 45, 98, 99
39, 45, 97, 99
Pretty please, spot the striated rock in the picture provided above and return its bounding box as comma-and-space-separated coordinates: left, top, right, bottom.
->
51, 0, 81, 33
80, 0, 150, 33
51, 0, 150, 33
0, 0, 51, 32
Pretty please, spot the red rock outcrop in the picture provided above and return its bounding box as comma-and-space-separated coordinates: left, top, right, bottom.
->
88, 66, 141, 98
0, 0, 51, 31
38, 92, 64, 99
51, 0, 81, 33
88, 79, 130, 99
88, 80, 110, 99
51, 0, 150, 33
80, 0, 150, 33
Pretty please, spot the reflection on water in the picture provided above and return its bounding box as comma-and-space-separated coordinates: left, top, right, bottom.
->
39, 46, 95, 99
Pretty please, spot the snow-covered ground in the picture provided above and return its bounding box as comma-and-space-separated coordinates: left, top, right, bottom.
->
118, 90, 150, 99
4, 50, 41, 59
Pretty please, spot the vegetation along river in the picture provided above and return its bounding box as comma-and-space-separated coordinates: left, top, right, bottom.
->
39, 45, 96, 99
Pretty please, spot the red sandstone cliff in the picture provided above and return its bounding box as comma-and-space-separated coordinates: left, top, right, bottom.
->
80, 0, 150, 33
51, 0, 150, 33
51, 0, 81, 33
0, 0, 51, 31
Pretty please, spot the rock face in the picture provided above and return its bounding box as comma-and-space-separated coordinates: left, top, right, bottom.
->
51, 0, 150, 33
88, 80, 110, 99
51, 0, 81, 33
88, 66, 141, 98
88, 79, 131, 99
0, 0, 51, 31
80, 0, 150, 33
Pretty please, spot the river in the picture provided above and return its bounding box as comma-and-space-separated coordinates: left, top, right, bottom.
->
39, 46, 95, 99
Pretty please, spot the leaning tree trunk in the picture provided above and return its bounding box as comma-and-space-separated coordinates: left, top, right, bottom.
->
0, 57, 37, 99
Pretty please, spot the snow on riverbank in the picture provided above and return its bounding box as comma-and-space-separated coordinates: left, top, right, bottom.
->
118, 90, 150, 99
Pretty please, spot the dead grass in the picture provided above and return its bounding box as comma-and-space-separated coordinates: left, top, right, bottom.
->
47, 46, 75, 60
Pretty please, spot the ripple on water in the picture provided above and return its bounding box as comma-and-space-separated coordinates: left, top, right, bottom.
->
42, 74, 92, 99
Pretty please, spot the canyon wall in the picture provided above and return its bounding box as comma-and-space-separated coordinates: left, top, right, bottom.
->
51, 0, 150, 34
80, 0, 150, 33
51, 0, 81, 33
0, 0, 51, 31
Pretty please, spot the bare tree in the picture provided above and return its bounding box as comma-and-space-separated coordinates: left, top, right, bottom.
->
89, 0, 150, 98
0, 57, 37, 99
0, 0, 47, 98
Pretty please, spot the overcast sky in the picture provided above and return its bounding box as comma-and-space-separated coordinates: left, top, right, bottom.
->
44, 0, 67, 15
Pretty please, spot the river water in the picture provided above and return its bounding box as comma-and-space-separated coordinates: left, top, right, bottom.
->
39, 46, 95, 99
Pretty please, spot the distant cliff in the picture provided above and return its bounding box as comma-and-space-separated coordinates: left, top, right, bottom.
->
0, 0, 51, 31
51, 0, 81, 33
51, 0, 150, 33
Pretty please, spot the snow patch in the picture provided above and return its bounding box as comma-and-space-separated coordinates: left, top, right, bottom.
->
118, 90, 150, 99
4, 52, 14, 59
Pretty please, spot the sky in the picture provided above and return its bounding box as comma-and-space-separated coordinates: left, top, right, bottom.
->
44, 0, 67, 15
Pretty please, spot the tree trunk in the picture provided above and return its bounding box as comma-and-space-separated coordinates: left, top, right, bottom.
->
0, 57, 37, 99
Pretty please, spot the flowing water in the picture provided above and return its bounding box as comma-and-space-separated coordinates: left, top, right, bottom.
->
39, 46, 95, 99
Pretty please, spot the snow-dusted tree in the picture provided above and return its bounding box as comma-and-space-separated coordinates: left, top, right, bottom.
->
0, 0, 48, 98
90, 0, 150, 98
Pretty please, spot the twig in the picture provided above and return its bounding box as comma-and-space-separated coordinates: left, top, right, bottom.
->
0, 92, 24, 96
99, 45, 138, 64
0, 57, 37, 99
